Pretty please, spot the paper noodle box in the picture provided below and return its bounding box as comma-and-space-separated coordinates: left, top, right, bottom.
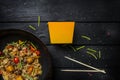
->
48, 22, 75, 44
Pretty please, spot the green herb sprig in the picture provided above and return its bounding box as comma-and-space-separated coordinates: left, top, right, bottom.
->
81, 35, 91, 41
28, 25, 36, 30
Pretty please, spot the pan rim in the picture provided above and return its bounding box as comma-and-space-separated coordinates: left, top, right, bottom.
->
0, 29, 52, 80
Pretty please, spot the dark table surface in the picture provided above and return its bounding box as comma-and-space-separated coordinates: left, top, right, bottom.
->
0, 0, 120, 80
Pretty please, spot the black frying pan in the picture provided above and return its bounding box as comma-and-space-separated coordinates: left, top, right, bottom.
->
0, 29, 52, 80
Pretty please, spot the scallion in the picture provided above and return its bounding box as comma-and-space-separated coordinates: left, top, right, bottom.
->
76, 46, 85, 51
28, 25, 36, 30
69, 45, 76, 52
98, 50, 101, 59
87, 51, 97, 60
0, 57, 4, 58
87, 48, 97, 53
38, 16, 40, 27
81, 35, 91, 41
30, 42, 37, 49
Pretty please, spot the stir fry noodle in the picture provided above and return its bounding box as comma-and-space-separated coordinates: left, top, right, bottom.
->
0, 40, 42, 80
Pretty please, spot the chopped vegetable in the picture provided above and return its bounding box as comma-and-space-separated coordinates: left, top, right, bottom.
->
69, 45, 76, 52
0, 57, 5, 58
38, 34, 46, 38
86, 51, 97, 60
24, 74, 33, 80
13, 57, 19, 64
6, 45, 13, 51
20, 40, 27, 46
26, 57, 34, 64
81, 35, 91, 40
98, 50, 101, 59
38, 16, 40, 27
0, 40, 42, 80
24, 48, 28, 53
87, 48, 97, 53
30, 46, 36, 52
16, 75, 23, 80
76, 46, 85, 51
27, 66, 33, 74
30, 42, 37, 49
0, 70, 2, 74
0, 51, 2, 55
36, 50, 40, 56
18, 60, 23, 69
5, 65, 14, 72
28, 25, 36, 30
19, 40, 24, 45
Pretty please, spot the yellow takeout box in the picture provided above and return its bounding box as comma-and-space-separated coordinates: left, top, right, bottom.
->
48, 22, 75, 44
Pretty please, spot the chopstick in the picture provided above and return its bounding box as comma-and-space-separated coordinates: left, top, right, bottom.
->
61, 69, 105, 72
64, 56, 106, 74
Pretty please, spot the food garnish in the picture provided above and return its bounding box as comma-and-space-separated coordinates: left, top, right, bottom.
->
28, 25, 36, 30
38, 16, 40, 27
81, 35, 91, 41
0, 40, 42, 80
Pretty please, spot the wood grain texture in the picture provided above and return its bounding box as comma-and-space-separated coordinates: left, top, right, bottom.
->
0, 23, 119, 45
0, 0, 120, 79
47, 45, 120, 68
53, 68, 116, 80
0, 0, 120, 21
0, 23, 119, 80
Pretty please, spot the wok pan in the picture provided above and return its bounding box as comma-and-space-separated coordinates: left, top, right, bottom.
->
0, 29, 52, 80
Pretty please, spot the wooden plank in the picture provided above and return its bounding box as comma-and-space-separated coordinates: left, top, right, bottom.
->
0, 0, 120, 21
53, 68, 118, 80
0, 23, 119, 68
74, 23, 120, 45
47, 45, 120, 68
0, 23, 119, 80
0, 23, 119, 45
0, 23, 49, 44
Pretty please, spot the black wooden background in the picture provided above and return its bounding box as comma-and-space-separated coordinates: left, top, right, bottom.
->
0, 0, 120, 80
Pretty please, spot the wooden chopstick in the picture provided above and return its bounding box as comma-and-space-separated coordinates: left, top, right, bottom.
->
61, 69, 105, 72
64, 56, 106, 74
